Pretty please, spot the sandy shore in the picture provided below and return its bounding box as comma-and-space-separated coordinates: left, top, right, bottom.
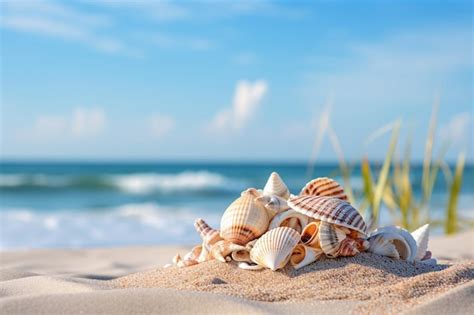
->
1, 231, 473, 314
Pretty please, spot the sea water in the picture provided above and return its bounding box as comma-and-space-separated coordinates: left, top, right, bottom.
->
1, 162, 473, 249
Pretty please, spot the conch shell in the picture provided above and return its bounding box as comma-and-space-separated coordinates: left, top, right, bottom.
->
194, 218, 223, 250
210, 240, 247, 263
269, 209, 309, 234
250, 227, 300, 271
220, 189, 270, 245
263, 172, 290, 199
290, 244, 323, 270
368, 226, 417, 261
256, 194, 289, 218
299, 177, 348, 201
411, 224, 429, 261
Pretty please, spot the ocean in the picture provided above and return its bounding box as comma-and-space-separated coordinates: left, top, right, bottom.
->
1, 162, 473, 250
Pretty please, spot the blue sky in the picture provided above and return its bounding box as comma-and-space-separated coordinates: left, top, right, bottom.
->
0, 0, 472, 162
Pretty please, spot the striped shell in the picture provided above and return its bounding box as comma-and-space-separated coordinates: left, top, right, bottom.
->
269, 209, 309, 234
210, 240, 246, 263
290, 244, 323, 270
220, 190, 270, 245
300, 177, 348, 201
250, 227, 300, 271
288, 195, 367, 235
194, 218, 223, 250
367, 234, 400, 259
335, 238, 360, 257
319, 221, 347, 257
263, 172, 290, 199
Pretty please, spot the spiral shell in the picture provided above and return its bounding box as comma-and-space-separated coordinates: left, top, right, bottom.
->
194, 218, 223, 250
269, 209, 309, 234
300, 222, 320, 248
300, 177, 348, 201
334, 238, 360, 257
250, 227, 300, 271
288, 195, 367, 235
368, 226, 417, 261
255, 194, 289, 218
411, 224, 430, 261
220, 190, 270, 245
290, 244, 323, 270
210, 240, 247, 263
263, 172, 290, 199
319, 221, 347, 257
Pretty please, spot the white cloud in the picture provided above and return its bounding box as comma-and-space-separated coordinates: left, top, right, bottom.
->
440, 112, 472, 149
71, 108, 107, 137
149, 114, 175, 138
209, 80, 268, 131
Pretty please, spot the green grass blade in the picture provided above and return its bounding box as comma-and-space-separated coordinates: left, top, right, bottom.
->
445, 153, 465, 234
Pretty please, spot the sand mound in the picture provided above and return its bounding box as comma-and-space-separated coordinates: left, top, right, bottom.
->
115, 252, 473, 313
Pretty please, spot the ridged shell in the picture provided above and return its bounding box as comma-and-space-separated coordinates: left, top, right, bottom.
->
250, 227, 300, 271
288, 195, 367, 235
269, 209, 309, 234
319, 221, 347, 257
335, 238, 359, 257
256, 194, 289, 218
290, 244, 323, 270
367, 234, 400, 259
411, 224, 429, 261
370, 226, 417, 262
210, 240, 246, 263
300, 221, 320, 247
300, 177, 348, 201
194, 218, 223, 250
220, 190, 270, 245
263, 172, 290, 199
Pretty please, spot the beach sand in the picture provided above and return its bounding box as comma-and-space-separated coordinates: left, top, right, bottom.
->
1, 231, 473, 314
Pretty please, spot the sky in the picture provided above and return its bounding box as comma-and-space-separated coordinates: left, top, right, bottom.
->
0, 0, 472, 162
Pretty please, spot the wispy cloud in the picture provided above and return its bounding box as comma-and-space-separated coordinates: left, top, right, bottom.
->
209, 80, 268, 132
149, 114, 175, 138
440, 112, 472, 150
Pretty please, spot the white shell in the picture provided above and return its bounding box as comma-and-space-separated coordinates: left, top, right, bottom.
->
256, 194, 290, 218
370, 226, 417, 262
419, 258, 437, 265
411, 224, 430, 261
269, 209, 309, 234
263, 172, 290, 199
250, 227, 300, 271
238, 262, 265, 270
290, 244, 323, 270
319, 221, 347, 257
367, 233, 400, 259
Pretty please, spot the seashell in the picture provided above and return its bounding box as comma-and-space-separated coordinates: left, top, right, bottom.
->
422, 250, 432, 260
238, 262, 265, 271
288, 195, 367, 235
420, 258, 437, 265
220, 189, 270, 245
335, 238, 359, 257
263, 172, 290, 199
300, 221, 321, 248
172, 254, 181, 265
269, 209, 309, 234
370, 226, 417, 262
367, 233, 400, 259
300, 177, 348, 201
210, 240, 247, 263
194, 218, 223, 250
319, 221, 347, 257
256, 194, 289, 218
197, 242, 212, 263
231, 238, 258, 262
411, 224, 429, 261
290, 244, 324, 270
250, 227, 300, 271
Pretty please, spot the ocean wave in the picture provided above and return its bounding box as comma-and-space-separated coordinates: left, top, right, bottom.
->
0, 171, 243, 194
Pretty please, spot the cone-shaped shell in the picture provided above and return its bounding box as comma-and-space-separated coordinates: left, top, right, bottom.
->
250, 227, 300, 271
288, 195, 367, 235
256, 194, 289, 218
411, 224, 429, 261
269, 209, 309, 234
263, 172, 290, 199
319, 221, 347, 257
300, 177, 348, 201
370, 226, 417, 261
290, 244, 323, 270
194, 218, 223, 250
220, 190, 270, 245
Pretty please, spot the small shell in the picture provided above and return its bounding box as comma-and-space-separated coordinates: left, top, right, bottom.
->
290, 244, 323, 270
220, 189, 270, 245
300, 221, 320, 248
300, 177, 348, 201
420, 258, 437, 265
319, 221, 347, 257
263, 172, 290, 199
367, 233, 400, 259
370, 226, 417, 262
194, 218, 223, 250
256, 194, 289, 218
335, 238, 359, 257
250, 227, 300, 271
411, 224, 429, 261
231, 239, 258, 262
288, 195, 367, 235
197, 242, 212, 263
238, 262, 265, 271
210, 240, 247, 263
269, 209, 309, 234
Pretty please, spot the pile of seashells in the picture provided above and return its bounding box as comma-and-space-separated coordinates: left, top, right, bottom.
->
169, 172, 434, 271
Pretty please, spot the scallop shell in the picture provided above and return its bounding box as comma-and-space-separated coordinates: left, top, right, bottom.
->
300, 221, 320, 248
319, 221, 347, 257
250, 227, 300, 271
411, 224, 429, 261
256, 194, 289, 218
263, 172, 290, 199
370, 226, 417, 261
210, 240, 247, 263
290, 244, 323, 270
269, 209, 309, 234
288, 195, 367, 235
300, 177, 348, 201
220, 190, 270, 245
194, 218, 223, 250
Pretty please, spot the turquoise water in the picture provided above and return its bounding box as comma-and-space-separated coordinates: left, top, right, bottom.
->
1, 162, 473, 249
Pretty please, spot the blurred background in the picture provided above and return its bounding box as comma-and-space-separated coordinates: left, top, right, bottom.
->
0, 0, 472, 250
